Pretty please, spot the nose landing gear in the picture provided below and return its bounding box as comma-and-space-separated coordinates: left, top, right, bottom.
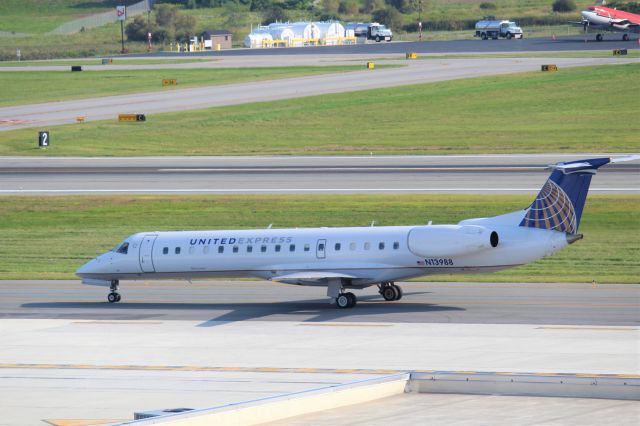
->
108, 280, 121, 303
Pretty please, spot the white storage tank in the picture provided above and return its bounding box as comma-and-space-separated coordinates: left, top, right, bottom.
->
316, 21, 345, 44
270, 27, 295, 43
244, 29, 273, 48
290, 22, 321, 41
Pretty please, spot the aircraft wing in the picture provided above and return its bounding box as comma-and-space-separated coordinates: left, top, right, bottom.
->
271, 271, 369, 285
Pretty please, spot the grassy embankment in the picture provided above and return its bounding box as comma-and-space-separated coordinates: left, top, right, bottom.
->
0, 63, 638, 156
0, 65, 376, 107
0, 1, 600, 59
0, 195, 636, 283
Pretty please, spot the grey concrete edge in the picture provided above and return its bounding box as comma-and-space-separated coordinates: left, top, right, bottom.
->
117, 372, 411, 425
408, 372, 640, 401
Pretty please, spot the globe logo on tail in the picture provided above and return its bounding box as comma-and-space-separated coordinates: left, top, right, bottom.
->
520, 180, 577, 234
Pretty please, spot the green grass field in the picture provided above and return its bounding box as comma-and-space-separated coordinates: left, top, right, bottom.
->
0, 0, 135, 34
0, 194, 636, 283
0, 65, 367, 107
0, 63, 637, 156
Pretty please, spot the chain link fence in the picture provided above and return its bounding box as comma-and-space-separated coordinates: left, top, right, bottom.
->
49, 0, 152, 35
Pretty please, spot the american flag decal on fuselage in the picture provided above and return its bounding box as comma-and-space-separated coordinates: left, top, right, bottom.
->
519, 179, 577, 234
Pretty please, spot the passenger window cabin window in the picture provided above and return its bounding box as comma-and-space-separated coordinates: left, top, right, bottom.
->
175, 247, 181, 255
393, 241, 400, 250
289, 244, 295, 252
318, 243, 325, 251
275, 244, 281, 252
335, 243, 341, 251
364, 242, 370, 250
163, 247, 168, 255
247, 245, 253, 253
379, 242, 385, 250
304, 244, 310, 252
233, 245, 239, 253
116, 242, 129, 254
218, 246, 224, 254
261, 245, 267, 253
349, 242, 356, 251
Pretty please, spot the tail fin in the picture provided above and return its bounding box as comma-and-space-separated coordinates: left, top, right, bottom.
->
519, 157, 612, 233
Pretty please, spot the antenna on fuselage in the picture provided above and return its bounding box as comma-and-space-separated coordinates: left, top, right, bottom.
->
370, 221, 375, 227
427, 220, 433, 226
267, 224, 273, 229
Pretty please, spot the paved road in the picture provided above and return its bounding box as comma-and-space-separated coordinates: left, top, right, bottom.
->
1, 280, 637, 326
138, 36, 640, 57
1, 57, 637, 131
1, 154, 637, 194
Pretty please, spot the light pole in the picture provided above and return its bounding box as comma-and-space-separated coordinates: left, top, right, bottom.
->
418, 0, 423, 41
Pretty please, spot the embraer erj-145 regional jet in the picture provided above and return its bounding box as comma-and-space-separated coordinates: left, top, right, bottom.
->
77, 157, 635, 309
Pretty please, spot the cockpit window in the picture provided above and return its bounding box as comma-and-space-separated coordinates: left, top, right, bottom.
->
116, 242, 129, 254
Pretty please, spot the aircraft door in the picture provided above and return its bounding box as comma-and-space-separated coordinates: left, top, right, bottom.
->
139, 235, 157, 273
316, 239, 326, 259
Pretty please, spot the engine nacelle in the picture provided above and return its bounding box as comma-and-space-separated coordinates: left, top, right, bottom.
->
407, 225, 499, 258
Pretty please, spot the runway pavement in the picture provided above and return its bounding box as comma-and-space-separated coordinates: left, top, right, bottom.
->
1, 57, 637, 131
1, 154, 637, 194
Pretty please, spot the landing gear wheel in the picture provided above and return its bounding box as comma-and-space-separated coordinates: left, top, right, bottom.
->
108, 279, 120, 303
336, 294, 351, 309
596, 34, 603, 41
382, 286, 398, 301
623, 34, 629, 41
345, 292, 357, 308
392, 284, 403, 301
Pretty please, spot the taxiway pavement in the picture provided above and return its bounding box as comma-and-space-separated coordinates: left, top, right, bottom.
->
1, 154, 638, 194
1, 57, 637, 131
2, 280, 637, 326
0, 280, 638, 425
140, 36, 640, 56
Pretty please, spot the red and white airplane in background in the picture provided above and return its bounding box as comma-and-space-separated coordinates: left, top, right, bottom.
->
572, 3, 640, 41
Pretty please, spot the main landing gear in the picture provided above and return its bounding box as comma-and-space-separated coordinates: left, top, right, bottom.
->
327, 278, 357, 309
378, 282, 403, 301
107, 280, 121, 303
336, 292, 357, 309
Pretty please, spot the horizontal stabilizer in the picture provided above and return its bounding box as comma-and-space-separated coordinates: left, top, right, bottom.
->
610, 154, 640, 163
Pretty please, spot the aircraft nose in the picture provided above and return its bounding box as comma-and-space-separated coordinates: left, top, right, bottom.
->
76, 257, 99, 277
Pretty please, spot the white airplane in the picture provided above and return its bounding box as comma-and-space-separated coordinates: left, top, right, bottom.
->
76, 156, 636, 309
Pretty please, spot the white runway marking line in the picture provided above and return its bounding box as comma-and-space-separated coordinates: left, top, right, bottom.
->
0, 188, 637, 194
156, 166, 546, 172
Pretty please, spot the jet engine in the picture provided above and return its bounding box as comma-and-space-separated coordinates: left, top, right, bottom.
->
407, 225, 499, 258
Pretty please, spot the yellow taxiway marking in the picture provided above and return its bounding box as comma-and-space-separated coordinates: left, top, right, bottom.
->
1, 363, 637, 379
298, 323, 393, 327
43, 420, 127, 426
72, 321, 163, 325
